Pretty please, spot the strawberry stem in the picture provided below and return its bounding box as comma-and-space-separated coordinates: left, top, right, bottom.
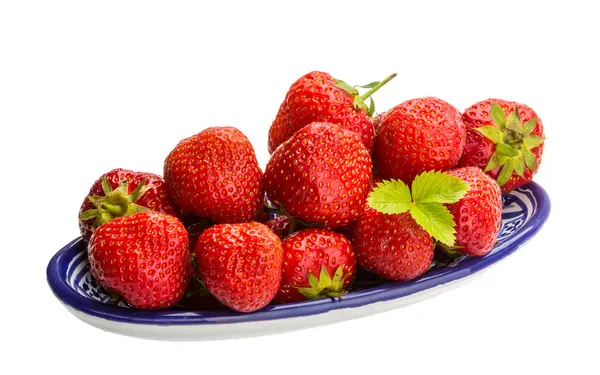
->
288, 217, 297, 235
360, 73, 397, 101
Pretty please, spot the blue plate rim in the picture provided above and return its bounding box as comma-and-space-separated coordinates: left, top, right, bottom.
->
46, 182, 551, 326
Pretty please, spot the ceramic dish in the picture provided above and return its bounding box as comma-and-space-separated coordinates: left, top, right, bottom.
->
47, 182, 550, 341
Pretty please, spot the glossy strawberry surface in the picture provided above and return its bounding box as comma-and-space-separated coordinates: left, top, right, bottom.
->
353, 209, 434, 281
275, 228, 356, 303
164, 127, 264, 223
79, 168, 178, 241
446, 167, 502, 256
87, 211, 191, 309
264, 122, 372, 228
374, 97, 466, 183
268, 71, 375, 153
459, 99, 544, 192
195, 222, 283, 313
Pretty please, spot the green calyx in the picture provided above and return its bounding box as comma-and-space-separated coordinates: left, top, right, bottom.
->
334, 73, 397, 117
78, 176, 152, 231
367, 171, 471, 247
296, 266, 350, 300
477, 103, 546, 187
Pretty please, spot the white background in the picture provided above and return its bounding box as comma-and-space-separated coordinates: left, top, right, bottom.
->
1, 1, 598, 374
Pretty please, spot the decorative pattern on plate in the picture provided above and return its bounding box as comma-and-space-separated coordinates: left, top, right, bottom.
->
47, 182, 550, 326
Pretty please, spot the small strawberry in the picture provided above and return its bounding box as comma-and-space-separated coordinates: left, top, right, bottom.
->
446, 167, 502, 256
264, 122, 373, 228
355, 171, 471, 281
266, 215, 293, 240
373, 97, 466, 183
195, 222, 283, 313
275, 228, 356, 303
458, 99, 545, 192
268, 71, 397, 153
78, 168, 178, 242
87, 211, 190, 309
164, 127, 264, 223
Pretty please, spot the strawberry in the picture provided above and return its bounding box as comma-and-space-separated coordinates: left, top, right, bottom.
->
275, 228, 356, 303
195, 222, 283, 313
78, 168, 178, 242
87, 211, 190, 309
458, 99, 545, 192
373, 97, 466, 183
353, 209, 434, 281
264, 122, 373, 228
266, 215, 293, 240
268, 71, 397, 153
357, 171, 472, 281
446, 167, 502, 256
164, 127, 264, 223
334, 174, 383, 240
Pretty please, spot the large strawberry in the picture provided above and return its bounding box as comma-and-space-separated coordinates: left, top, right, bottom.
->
264, 122, 372, 229
164, 127, 264, 223
268, 71, 396, 153
373, 97, 466, 183
87, 211, 190, 309
446, 167, 502, 256
195, 222, 283, 313
356, 171, 471, 281
78, 168, 178, 242
458, 99, 545, 192
275, 228, 356, 303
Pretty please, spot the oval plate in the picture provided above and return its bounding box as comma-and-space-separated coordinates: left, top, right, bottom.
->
47, 182, 550, 341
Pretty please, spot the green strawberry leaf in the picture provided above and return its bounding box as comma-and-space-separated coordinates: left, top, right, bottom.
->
484, 151, 504, 172
523, 135, 545, 150
368, 179, 412, 214
411, 171, 470, 204
497, 162, 514, 187
78, 209, 99, 221
334, 79, 359, 96
523, 117, 538, 136
355, 81, 380, 89
524, 148, 538, 171
495, 143, 520, 157
476, 126, 503, 144
490, 103, 507, 128
353, 96, 368, 111
512, 157, 525, 177
307, 272, 319, 290
505, 109, 524, 132
367, 97, 375, 117
409, 202, 456, 247
101, 176, 113, 195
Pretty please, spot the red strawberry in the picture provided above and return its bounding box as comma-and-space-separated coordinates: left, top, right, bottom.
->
446, 167, 502, 256
334, 174, 383, 240
87, 211, 190, 309
264, 122, 373, 228
275, 228, 356, 303
78, 168, 178, 242
373, 97, 466, 183
164, 127, 264, 223
268, 71, 396, 153
266, 215, 293, 240
195, 222, 283, 313
458, 99, 545, 192
353, 208, 434, 281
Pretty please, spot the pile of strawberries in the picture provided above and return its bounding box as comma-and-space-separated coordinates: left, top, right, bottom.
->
78, 71, 545, 313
